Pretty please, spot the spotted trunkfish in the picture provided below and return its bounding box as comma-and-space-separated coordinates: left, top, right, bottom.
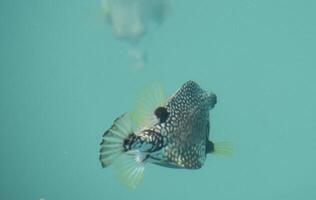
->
99, 80, 232, 188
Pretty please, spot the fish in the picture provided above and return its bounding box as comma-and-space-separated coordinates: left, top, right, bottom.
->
99, 80, 232, 188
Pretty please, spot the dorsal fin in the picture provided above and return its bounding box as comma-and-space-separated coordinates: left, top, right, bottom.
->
131, 82, 167, 131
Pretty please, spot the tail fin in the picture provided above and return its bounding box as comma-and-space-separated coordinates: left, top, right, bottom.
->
99, 113, 133, 168
99, 113, 146, 188
213, 141, 234, 156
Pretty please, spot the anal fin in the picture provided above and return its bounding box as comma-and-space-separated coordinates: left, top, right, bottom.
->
115, 150, 146, 189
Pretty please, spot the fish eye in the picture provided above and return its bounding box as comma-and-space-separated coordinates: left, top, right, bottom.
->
154, 107, 169, 123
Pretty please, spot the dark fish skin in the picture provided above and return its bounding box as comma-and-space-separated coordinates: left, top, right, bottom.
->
125, 80, 217, 169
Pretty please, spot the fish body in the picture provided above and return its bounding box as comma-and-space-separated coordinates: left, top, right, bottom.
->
99, 81, 230, 188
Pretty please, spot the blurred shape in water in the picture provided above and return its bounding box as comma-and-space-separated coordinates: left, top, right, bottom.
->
101, 0, 170, 43
128, 47, 147, 69
101, 0, 170, 68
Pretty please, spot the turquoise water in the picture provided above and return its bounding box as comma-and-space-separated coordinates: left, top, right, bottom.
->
1, 0, 316, 199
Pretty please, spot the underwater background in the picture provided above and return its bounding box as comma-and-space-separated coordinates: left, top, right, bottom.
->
1, 0, 316, 199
